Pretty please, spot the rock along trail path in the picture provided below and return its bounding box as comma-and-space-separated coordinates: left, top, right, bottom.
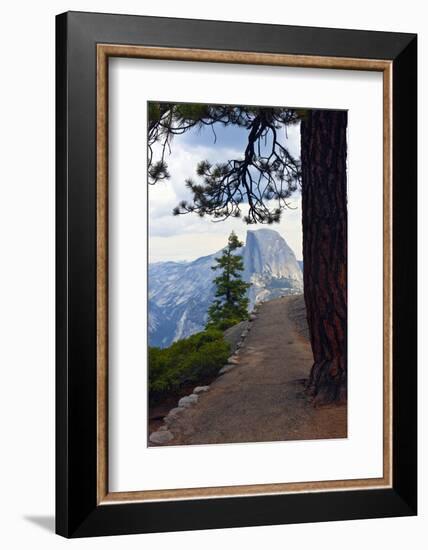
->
157, 295, 347, 446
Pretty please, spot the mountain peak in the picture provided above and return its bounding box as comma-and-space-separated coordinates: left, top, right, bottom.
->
149, 228, 303, 347
243, 228, 301, 284
247, 227, 286, 236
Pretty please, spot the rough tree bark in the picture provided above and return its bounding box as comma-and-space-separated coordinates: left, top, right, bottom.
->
300, 110, 348, 404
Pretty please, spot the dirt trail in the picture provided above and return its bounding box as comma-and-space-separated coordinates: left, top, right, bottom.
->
164, 295, 346, 445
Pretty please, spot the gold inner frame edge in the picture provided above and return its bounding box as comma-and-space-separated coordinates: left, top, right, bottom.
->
96, 44, 393, 505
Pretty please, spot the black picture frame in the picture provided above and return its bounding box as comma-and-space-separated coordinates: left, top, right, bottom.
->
56, 11, 417, 538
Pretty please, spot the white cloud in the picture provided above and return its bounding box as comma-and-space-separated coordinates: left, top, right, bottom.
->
148, 131, 302, 262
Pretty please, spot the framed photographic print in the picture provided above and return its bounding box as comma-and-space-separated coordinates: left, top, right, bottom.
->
56, 11, 417, 537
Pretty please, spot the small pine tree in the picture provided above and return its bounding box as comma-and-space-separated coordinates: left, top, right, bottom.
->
206, 231, 250, 330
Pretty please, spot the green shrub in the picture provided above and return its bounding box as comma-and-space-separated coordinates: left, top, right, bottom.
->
148, 328, 230, 404
207, 316, 245, 331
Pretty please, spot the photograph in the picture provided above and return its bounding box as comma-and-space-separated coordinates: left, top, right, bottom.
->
0, 0, 420, 545
147, 101, 348, 446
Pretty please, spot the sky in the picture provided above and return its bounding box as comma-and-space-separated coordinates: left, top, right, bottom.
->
148, 111, 302, 263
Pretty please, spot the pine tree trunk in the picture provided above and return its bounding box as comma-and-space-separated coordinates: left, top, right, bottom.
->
300, 110, 347, 404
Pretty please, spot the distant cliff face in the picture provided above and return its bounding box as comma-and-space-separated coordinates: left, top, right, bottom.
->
149, 229, 303, 347
242, 229, 303, 309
